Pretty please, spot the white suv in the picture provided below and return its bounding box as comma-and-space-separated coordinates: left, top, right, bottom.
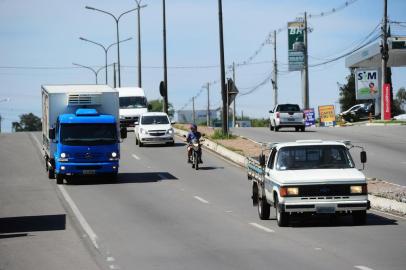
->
135, 112, 174, 146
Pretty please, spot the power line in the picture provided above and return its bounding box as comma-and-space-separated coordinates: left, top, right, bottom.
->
307, 0, 359, 19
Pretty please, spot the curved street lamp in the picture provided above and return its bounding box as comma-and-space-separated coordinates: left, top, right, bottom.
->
73, 62, 105, 84
86, 5, 140, 87
79, 37, 132, 84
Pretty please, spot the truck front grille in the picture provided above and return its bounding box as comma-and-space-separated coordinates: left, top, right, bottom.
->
74, 152, 104, 159
149, 130, 166, 136
298, 184, 366, 197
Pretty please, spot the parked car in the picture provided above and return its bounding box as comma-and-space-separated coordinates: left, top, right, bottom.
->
134, 112, 175, 147
394, 114, 406, 120
340, 103, 374, 122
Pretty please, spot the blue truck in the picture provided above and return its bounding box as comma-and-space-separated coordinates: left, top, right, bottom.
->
42, 85, 127, 184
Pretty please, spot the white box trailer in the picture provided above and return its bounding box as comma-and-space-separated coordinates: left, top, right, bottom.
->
41, 84, 119, 158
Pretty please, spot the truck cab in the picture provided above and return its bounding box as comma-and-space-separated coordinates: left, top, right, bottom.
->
117, 87, 148, 128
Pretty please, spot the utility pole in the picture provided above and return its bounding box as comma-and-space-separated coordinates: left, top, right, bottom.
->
232, 62, 236, 127
302, 12, 309, 110
272, 30, 278, 108
381, 0, 389, 120
205, 83, 210, 126
162, 0, 168, 114
192, 97, 195, 124
217, 0, 228, 135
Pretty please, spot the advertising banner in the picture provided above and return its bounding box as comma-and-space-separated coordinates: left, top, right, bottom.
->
318, 105, 336, 127
304, 108, 315, 127
288, 21, 305, 71
383, 83, 391, 120
355, 69, 380, 100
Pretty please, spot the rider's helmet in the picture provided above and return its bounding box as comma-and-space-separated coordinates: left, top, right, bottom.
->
190, 124, 197, 131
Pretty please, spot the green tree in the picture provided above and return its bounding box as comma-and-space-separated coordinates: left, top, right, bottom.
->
338, 71, 357, 112
148, 99, 174, 117
12, 113, 41, 132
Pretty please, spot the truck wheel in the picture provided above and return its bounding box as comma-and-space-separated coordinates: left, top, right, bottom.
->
301, 126, 305, 132
275, 197, 289, 227
352, 210, 367, 225
269, 123, 274, 131
295, 127, 299, 132
274, 126, 279, 132
56, 174, 64, 185
258, 196, 270, 220
252, 184, 259, 206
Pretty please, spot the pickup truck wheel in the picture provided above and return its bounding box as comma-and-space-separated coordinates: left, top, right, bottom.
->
56, 174, 63, 185
274, 126, 279, 132
295, 127, 299, 132
301, 127, 305, 132
269, 123, 274, 131
135, 137, 139, 145
258, 196, 270, 220
275, 198, 289, 227
352, 210, 367, 225
139, 141, 143, 147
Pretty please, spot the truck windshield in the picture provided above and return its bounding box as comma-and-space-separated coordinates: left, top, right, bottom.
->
276, 145, 354, 170
119, 96, 147, 109
60, 124, 118, 146
141, 116, 169, 125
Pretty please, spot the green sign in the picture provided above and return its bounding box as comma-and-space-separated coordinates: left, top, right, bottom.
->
288, 21, 305, 71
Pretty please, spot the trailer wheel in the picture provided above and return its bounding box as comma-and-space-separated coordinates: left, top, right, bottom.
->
275, 197, 289, 227
352, 210, 367, 225
258, 196, 270, 220
56, 174, 63, 185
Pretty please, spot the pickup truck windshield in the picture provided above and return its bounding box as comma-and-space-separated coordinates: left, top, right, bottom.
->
278, 104, 300, 112
119, 96, 147, 109
276, 145, 354, 170
60, 124, 118, 146
141, 116, 169, 125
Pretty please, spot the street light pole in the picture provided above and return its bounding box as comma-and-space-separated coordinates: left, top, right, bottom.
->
86, 6, 139, 87
135, 1, 147, 88
79, 37, 132, 85
73, 62, 105, 84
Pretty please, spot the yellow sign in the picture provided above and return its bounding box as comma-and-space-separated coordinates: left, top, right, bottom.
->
318, 105, 336, 126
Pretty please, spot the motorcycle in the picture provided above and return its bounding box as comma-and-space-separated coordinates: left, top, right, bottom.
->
189, 138, 203, 170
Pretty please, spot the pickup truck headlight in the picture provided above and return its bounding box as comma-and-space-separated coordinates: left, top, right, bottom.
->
350, 185, 367, 194
280, 187, 299, 197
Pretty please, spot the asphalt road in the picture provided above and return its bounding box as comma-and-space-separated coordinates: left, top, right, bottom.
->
1, 132, 406, 270
232, 126, 406, 186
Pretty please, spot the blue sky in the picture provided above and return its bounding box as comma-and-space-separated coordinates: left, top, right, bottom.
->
1, 0, 406, 132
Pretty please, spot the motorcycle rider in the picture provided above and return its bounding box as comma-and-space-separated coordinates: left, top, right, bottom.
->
186, 124, 202, 164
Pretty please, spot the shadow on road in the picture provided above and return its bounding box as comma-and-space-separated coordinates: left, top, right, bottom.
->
288, 212, 398, 228
0, 214, 66, 237
67, 172, 178, 185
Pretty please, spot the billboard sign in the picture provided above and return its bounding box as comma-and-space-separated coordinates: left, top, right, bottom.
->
288, 21, 305, 71
355, 69, 380, 100
304, 108, 315, 127
383, 83, 391, 120
318, 105, 336, 127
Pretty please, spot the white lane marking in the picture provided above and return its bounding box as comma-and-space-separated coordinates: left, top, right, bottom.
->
109, 265, 120, 269
58, 185, 100, 249
249, 222, 275, 233
354, 266, 374, 270
131, 154, 140, 160
107, 257, 115, 262
400, 161, 406, 164
225, 210, 233, 213
194, 196, 209, 204
314, 247, 322, 251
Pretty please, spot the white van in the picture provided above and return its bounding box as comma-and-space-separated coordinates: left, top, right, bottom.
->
117, 87, 148, 127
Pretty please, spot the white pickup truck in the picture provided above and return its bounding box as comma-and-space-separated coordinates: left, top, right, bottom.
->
247, 140, 369, 226
269, 103, 305, 132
